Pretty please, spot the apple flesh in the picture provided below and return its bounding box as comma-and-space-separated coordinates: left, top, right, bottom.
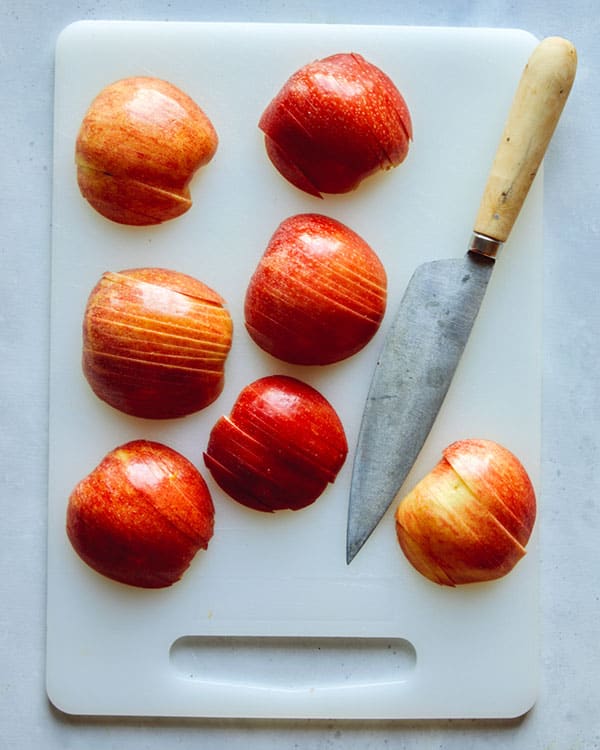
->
244, 213, 387, 365
66, 440, 215, 588
203, 375, 348, 511
395, 439, 536, 586
259, 52, 412, 197
75, 77, 218, 225
82, 267, 233, 419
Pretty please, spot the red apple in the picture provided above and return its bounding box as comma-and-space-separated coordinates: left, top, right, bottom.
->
203, 375, 348, 511
259, 52, 412, 197
75, 77, 218, 225
66, 440, 215, 588
82, 267, 233, 419
395, 439, 536, 586
244, 213, 387, 365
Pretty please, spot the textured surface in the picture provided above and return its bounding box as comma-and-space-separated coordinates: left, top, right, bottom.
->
1, 0, 598, 746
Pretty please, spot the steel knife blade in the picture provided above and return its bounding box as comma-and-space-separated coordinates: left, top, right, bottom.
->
347, 36, 577, 564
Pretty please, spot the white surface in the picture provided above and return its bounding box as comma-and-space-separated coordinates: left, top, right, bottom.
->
47, 22, 541, 719
2, 0, 598, 747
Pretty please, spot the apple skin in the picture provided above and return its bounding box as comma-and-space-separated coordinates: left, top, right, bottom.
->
395, 439, 536, 586
66, 440, 215, 588
75, 77, 218, 225
244, 213, 387, 365
259, 52, 412, 197
203, 375, 348, 512
82, 267, 233, 419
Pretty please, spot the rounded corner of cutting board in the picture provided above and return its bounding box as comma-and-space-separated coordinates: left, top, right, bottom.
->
55, 20, 90, 53
506, 686, 539, 721
46, 676, 82, 719
513, 27, 542, 45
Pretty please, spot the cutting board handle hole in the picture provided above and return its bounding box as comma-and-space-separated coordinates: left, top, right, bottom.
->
170, 635, 416, 690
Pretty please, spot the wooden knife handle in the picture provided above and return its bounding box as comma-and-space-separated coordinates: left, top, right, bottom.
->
473, 36, 577, 243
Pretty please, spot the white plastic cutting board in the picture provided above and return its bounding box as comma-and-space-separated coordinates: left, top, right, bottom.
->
47, 21, 543, 719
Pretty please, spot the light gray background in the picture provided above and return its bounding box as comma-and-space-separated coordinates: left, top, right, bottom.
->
1, 1, 598, 748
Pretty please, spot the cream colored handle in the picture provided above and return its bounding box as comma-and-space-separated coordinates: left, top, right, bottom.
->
473, 36, 577, 243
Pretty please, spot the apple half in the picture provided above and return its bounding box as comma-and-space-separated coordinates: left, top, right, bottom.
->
395, 439, 536, 586
259, 52, 412, 196
203, 375, 348, 512
244, 213, 387, 365
75, 77, 218, 225
66, 440, 215, 588
82, 267, 233, 419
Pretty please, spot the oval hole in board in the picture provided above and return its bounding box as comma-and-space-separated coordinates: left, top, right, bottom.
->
170, 635, 416, 690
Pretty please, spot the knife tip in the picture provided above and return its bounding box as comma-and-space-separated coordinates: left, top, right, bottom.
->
346, 506, 380, 565
345, 537, 364, 565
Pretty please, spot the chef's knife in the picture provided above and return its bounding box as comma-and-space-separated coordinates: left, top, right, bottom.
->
347, 36, 577, 564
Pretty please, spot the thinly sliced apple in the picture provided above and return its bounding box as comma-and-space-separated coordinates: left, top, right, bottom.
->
395, 440, 536, 586
244, 214, 387, 365
66, 440, 214, 588
259, 53, 412, 196
204, 376, 347, 512
82, 268, 232, 418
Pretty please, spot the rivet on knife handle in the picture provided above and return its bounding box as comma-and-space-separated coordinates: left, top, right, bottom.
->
346, 37, 577, 565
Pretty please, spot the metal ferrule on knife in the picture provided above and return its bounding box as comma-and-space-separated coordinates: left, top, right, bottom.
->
468, 232, 502, 260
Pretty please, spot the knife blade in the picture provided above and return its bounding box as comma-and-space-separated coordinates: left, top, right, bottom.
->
347, 36, 577, 564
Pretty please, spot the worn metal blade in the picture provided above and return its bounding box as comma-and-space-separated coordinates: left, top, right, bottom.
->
347, 252, 494, 564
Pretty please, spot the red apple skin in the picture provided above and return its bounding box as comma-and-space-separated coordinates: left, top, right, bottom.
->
395, 439, 536, 586
259, 53, 412, 197
203, 375, 348, 512
66, 440, 215, 588
75, 77, 218, 225
244, 213, 387, 365
82, 267, 233, 419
